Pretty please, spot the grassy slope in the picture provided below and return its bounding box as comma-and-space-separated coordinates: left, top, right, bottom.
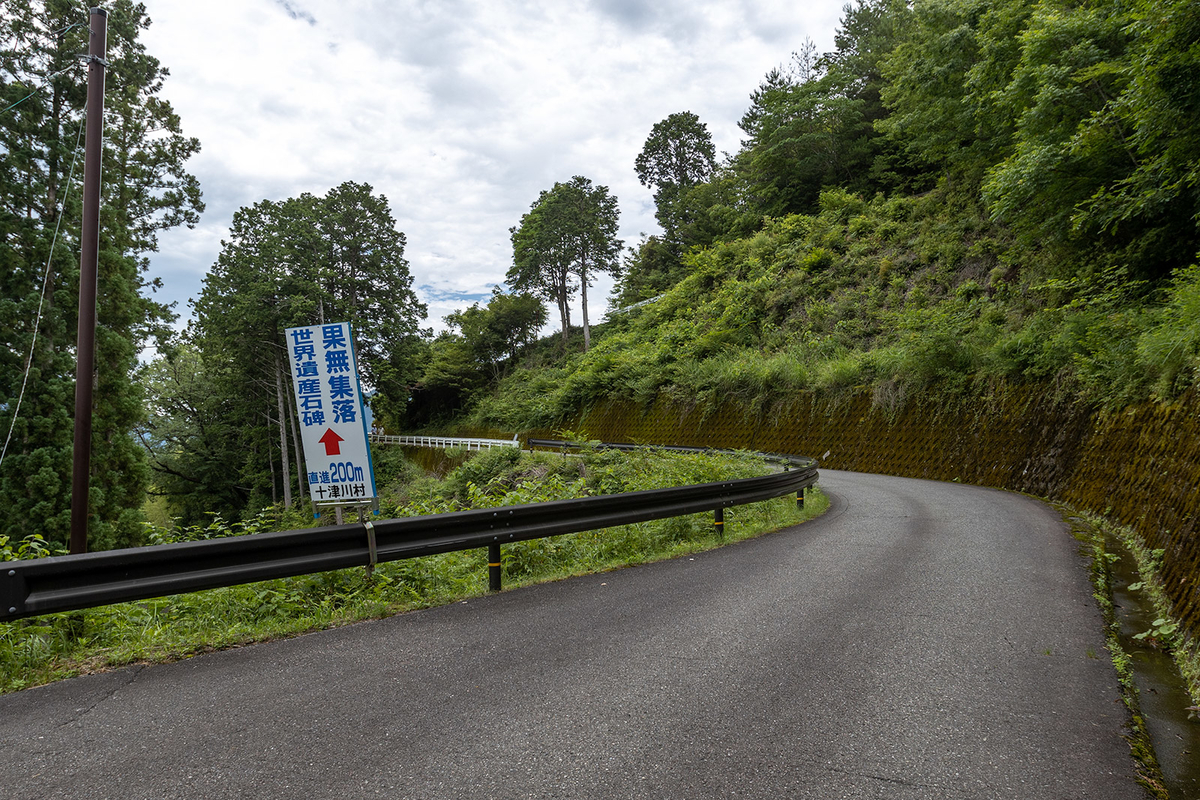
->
465, 185, 1200, 432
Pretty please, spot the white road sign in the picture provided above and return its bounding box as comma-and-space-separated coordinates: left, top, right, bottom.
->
284, 322, 378, 507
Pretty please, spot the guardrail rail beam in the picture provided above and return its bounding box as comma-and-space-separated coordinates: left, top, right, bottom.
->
2, 443, 817, 620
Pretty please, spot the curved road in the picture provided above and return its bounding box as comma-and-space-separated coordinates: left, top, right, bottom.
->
0, 471, 1143, 799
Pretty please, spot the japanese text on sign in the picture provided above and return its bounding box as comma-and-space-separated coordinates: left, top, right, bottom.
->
285, 322, 377, 506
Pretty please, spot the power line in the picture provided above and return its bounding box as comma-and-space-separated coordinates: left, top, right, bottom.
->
0, 67, 78, 117
2, 9, 93, 117
0, 101, 87, 472
47, 21, 87, 38
0, 88, 41, 117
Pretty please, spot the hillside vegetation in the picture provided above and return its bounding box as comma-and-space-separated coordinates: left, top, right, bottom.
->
424, 0, 1200, 431
461, 184, 1199, 431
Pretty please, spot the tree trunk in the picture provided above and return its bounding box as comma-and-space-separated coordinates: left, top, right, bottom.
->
287, 385, 306, 502
274, 355, 292, 508
580, 270, 591, 351
47, 82, 61, 217
266, 413, 278, 505
558, 295, 570, 348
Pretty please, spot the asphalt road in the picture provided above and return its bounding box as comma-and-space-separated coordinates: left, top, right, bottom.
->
0, 470, 1144, 799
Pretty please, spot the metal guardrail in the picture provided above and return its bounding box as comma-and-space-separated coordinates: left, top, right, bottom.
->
603, 292, 665, 318
1, 449, 817, 622
527, 439, 816, 470
370, 434, 519, 450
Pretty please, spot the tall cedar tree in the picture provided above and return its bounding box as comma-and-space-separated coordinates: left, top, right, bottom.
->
0, 1, 202, 549
634, 111, 717, 248
736, 0, 912, 219
508, 176, 620, 350
152, 183, 425, 521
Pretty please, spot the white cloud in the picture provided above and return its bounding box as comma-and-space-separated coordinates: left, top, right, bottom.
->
141, 0, 847, 332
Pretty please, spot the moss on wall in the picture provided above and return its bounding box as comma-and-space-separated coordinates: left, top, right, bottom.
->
548, 384, 1200, 638
394, 446, 470, 477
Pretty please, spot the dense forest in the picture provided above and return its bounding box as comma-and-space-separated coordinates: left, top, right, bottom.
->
142, 181, 426, 524
0, 3, 430, 543
425, 0, 1200, 435
1, 0, 203, 549
3, 0, 1198, 542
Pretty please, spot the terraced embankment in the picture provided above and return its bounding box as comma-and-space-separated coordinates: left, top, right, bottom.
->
538, 383, 1200, 640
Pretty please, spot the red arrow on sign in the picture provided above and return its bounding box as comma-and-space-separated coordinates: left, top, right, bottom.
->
318, 428, 344, 456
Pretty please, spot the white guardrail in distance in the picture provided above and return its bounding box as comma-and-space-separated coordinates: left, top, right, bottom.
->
369, 434, 520, 451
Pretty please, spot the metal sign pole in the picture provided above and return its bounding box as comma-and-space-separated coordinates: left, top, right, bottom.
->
69, 7, 108, 555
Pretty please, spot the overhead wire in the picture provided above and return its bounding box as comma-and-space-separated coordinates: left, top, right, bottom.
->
0, 99, 88, 472
0, 88, 42, 117
47, 21, 87, 38
1, 15, 89, 117
0, 12, 92, 466
0, 67, 77, 117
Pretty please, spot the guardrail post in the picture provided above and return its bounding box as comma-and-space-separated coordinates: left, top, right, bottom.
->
714, 506, 725, 539
364, 520, 377, 577
488, 543, 501, 592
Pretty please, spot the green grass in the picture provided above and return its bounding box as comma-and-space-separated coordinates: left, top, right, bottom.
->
1094, 513, 1200, 708
0, 448, 828, 693
1065, 507, 1170, 799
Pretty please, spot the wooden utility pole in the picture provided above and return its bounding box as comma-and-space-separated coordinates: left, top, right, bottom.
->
70, 7, 108, 555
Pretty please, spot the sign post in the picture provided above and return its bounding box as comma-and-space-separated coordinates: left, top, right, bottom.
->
284, 322, 378, 519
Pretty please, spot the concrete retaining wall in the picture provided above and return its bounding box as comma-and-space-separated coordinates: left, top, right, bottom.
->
549, 384, 1200, 637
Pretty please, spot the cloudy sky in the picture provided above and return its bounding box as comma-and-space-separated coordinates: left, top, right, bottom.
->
139, 0, 848, 333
